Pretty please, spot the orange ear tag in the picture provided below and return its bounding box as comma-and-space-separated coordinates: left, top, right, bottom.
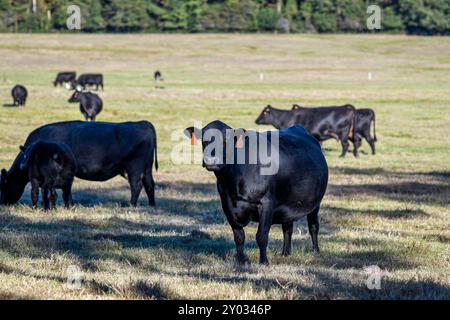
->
236, 135, 244, 149
191, 133, 197, 146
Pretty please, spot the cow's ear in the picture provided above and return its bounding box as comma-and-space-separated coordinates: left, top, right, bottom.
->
19, 145, 25, 152
184, 127, 200, 145
1, 169, 7, 179
233, 129, 247, 149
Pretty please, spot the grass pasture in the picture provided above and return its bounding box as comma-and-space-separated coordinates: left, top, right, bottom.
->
0, 34, 449, 300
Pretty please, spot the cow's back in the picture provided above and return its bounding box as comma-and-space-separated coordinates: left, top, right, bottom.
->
24, 121, 155, 181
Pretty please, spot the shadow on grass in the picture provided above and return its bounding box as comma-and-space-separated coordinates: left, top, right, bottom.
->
328, 181, 449, 205
323, 205, 429, 219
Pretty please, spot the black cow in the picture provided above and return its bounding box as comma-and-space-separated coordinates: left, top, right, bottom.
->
11, 85, 28, 106
184, 121, 328, 265
0, 121, 158, 207
352, 109, 377, 155
293, 105, 377, 155
68, 90, 103, 121
53, 72, 76, 88
154, 71, 163, 89
256, 105, 358, 157
154, 71, 161, 82
19, 141, 77, 210
76, 74, 104, 91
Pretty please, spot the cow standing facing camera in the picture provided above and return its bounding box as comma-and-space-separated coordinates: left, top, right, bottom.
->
18, 141, 77, 210
68, 89, 103, 121
184, 120, 328, 265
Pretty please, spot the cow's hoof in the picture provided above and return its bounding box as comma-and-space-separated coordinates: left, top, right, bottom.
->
281, 250, 291, 257
236, 255, 251, 265
259, 259, 269, 266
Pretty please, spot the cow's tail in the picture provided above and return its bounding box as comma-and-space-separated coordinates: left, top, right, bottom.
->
151, 124, 159, 172
349, 105, 357, 142
373, 112, 377, 142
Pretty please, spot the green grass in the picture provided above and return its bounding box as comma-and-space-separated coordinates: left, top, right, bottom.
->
0, 34, 449, 300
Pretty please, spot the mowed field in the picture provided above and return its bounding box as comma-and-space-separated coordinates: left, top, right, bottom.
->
0, 34, 449, 300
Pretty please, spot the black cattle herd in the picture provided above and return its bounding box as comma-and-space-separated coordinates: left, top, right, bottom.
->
1, 71, 377, 265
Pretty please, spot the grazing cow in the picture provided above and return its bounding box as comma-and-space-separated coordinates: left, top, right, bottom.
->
68, 90, 103, 121
0, 121, 158, 207
53, 72, 76, 88
76, 74, 104, 90
11, 85, 27, 106
352, 109, 377, 155
256, 104, 358, 157
19, 141, 77, 210
184, 121, 328, 265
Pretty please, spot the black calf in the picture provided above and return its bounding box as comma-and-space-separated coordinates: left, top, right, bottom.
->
19, 141, 77, 210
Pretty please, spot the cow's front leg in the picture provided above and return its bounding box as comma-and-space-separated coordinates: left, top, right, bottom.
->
50, 188, 57, 209
281, 222, 293, 256
256, 204, 273, 265
232, 228, 249, 264
42, 188, 50, 210
30, 179, 39, 209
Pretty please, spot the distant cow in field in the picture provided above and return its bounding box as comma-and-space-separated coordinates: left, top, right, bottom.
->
53, 72, 76, 88
11, 85, 28, 106
19, 141, 77, 210
256, 104, 358, 157
292, 105, 377, 155
1, 121, 158, 207
68, 90, 103, 121
76, 74, 104, 91
154, 70, 163, 89
184, 121, 328, 265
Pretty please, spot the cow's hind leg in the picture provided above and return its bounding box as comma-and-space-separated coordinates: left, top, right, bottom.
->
307, 207, 320, 255
126, 168, 144, 207
363, 130, 376, 155
142, 169, 156, 206
281, 222, 294, 256
339, 136, 350, 158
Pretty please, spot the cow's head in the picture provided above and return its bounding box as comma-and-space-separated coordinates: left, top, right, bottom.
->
68, 89, 82, 103
19, 145, 35, 171
184, 120, 246, 172
255, 105, 275, 126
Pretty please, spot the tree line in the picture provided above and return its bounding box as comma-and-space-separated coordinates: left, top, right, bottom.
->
0, 0, 449, 35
